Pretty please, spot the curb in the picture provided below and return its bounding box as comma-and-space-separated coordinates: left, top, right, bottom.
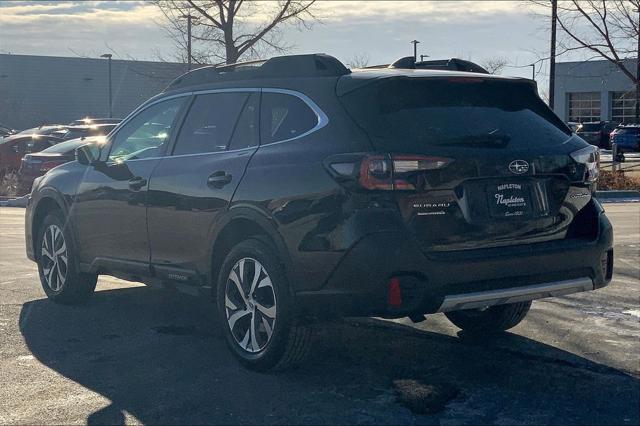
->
595, 190, 640, 203
0, 195, 29, 208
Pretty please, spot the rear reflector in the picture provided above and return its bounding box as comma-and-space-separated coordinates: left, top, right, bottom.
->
388, 277, 402, 307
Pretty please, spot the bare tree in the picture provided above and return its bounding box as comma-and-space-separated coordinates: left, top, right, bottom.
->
480, 57, 508, 74
154, 0, 318, 65
532, 0, 639, 84
345, 53, 370, 69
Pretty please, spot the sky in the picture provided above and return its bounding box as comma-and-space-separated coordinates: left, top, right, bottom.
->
0, 1, 574, 88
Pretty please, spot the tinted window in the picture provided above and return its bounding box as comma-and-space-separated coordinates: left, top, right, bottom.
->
340, 78, 571, 151
578, 123, 601, 132
108, 97, 184, 162
228, 93, 260, 151
260, 92, 318, 144
173, 92, 248, 155
614, 127, 639, 135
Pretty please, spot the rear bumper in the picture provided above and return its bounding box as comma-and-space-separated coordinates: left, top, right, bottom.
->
296, 207, 613, 318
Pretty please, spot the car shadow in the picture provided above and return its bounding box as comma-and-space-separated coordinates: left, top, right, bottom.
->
19, 286, 639, 425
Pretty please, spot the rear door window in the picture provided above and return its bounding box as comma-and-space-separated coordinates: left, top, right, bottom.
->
173, 92, 248, 155
260, 92, 318, 144
228, 93, 260, 151
340, 78, 571, 152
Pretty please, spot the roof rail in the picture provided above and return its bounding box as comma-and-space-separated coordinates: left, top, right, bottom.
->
166, 53, 350, 91
387, 56, 489, 74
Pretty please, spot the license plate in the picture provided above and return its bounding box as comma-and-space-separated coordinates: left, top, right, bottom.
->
487, 183, 532, 219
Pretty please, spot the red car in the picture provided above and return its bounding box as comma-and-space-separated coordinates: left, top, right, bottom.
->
17, 137, 103, 196
0, 134, 61, 179
1, 123, 116, 180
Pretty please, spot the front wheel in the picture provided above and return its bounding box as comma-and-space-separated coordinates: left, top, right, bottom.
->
444, 301, 531, 334
216, 238, 313, 371
37, 211, 97, 304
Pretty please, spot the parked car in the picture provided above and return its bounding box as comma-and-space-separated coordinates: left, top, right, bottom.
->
576, 121, 618, 149
1, 124, 114, 179
566, 122, 582, 133
0, 124, 17, 137
25, 54, 613, 371
17, 125, 67, 136
49, 123, 117, 140
0, 134, 62, 179
609, 124, 640, 153
68, 117, 122, 126
16, 137, 104, 196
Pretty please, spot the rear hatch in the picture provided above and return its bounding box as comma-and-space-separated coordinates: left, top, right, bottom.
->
338, 75, 594, 251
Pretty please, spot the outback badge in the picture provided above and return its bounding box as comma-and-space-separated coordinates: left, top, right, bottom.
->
509, 159, 529, 174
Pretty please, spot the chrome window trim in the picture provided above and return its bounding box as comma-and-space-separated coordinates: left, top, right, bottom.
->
107, 87, 328, 163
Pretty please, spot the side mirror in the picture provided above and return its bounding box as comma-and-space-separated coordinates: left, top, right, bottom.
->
75, 144, 102, 166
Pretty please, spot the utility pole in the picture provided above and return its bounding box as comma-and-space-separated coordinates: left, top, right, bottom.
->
531, 63, 535, 80
549, 0, 558, 109
181, 13, 193, 71
100, 54, 112, 118
410, 40, 420, 62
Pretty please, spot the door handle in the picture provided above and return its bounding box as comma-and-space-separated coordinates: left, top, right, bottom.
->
128, 177, 147, 190
207, 171, 232, 188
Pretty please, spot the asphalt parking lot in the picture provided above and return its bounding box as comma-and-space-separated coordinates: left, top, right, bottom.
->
0, 204, 638, 425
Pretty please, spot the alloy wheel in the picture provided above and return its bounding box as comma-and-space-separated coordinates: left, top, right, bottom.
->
40, 224, 68, 292
225, 257, 277, 353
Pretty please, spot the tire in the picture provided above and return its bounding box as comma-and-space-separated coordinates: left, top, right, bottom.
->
216, 238, 313, 371
36, 210, 97, 304
444, 301, 531, 334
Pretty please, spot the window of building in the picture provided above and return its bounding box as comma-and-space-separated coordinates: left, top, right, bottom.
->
567, 92, 601, 123
611, 91, 638, 124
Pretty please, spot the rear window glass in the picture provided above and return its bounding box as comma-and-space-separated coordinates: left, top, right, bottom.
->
40, 139, 85, 154
615, 127, 639, 135
340, 78, 571, 151
578, 123, 601, 132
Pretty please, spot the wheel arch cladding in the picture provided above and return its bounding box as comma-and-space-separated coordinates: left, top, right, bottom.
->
32, 197, 65, 255
210, 216, 291, 297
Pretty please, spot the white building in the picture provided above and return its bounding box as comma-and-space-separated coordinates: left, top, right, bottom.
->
553, 58, 637, 124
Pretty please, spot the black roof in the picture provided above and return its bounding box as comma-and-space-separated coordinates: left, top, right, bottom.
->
166, 54, 350, 91
163, 53, 532, 97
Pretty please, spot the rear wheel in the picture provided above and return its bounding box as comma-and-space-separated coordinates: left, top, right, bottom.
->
444, 301, 531, 334
216, 238, 313, 371
37, 211, 97, 304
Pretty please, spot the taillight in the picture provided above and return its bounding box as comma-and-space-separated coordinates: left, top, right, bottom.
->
328, 153, 452, 191
570, 146, 599, 183
40, 160, 65, 172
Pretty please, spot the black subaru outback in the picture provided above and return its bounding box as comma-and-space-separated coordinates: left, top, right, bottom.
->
25, 54, 613, 371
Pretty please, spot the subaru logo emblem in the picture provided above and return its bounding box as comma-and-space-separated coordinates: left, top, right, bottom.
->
509, 160, 529, 174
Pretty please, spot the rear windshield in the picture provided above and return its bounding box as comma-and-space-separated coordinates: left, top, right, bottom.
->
578, 123, 601, 132
340, 78, 571, 151
40, 140, 84, 154
615, 127, 639, 135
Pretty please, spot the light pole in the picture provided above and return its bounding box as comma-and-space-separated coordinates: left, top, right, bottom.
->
100, 53, 112, 118
181, 13, 193, 71
635, 7, 639, 123
420, 54, 429, 62
549, 0, 558, 108
410, 40, 420, 62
